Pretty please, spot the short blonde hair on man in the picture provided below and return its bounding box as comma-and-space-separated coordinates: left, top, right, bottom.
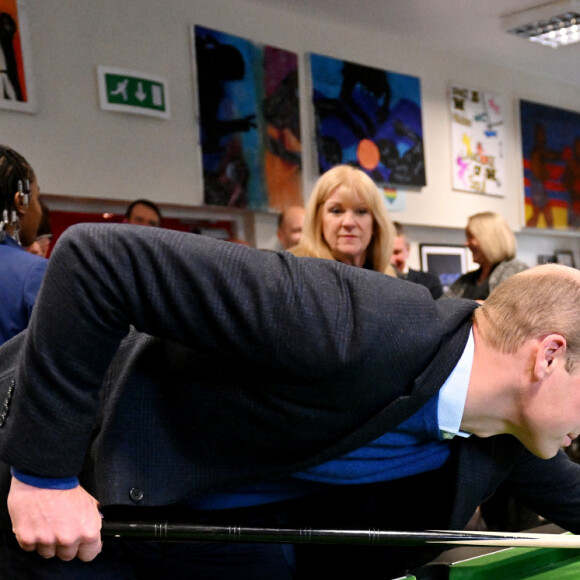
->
467, 212, 516, 264
475, 264, 580, 372
290, 165, 395, 275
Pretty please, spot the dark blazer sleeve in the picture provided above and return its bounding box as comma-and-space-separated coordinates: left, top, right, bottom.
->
449, 434, 580, 533
0, 223, 474, 479
500, 447, 580, 532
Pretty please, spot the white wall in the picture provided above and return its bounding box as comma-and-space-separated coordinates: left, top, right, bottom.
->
5, 0, 580, 262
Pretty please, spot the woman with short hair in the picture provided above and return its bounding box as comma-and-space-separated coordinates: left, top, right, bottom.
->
446, 211, 529, 300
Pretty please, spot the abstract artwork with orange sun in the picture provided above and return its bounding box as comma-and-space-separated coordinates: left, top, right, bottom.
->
311, 53, 425, 187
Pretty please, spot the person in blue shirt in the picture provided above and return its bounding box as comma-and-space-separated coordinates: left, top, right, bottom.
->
0, 145, 47, 345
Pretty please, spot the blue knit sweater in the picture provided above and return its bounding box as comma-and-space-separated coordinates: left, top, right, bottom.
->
192, 394, 450, 510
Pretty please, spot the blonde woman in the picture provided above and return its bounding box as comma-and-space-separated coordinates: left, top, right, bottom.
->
446, 211, 528, 300
290, 165, 395, 275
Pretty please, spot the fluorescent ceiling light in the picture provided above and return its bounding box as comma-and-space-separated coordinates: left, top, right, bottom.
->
502, 0, 580, 47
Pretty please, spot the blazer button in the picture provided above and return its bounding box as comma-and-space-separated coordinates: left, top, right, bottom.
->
129, 487, 144, 503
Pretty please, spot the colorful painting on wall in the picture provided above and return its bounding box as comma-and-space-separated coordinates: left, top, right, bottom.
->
521, 100, 580, 230
0, 0, 35, 112
449, 85, 505, 196
193, 26, 302, 212
310, 53, 425, 187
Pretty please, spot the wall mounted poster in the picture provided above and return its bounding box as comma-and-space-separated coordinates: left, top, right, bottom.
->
520, 99, 580, 230
310, 53, 425, 187
193, 26, 302, 212
0, 0, 35, 112
449, 85, 504, 196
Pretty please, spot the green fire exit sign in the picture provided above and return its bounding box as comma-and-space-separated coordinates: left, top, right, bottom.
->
97, 66, 170, 119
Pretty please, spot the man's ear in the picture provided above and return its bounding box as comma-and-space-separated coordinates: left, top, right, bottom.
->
534, 334, 567, 380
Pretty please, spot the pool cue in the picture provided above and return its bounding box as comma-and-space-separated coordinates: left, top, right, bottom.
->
101, 522, 580, 549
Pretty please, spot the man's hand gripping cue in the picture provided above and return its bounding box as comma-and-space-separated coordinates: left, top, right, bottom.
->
7, 476, 103, 561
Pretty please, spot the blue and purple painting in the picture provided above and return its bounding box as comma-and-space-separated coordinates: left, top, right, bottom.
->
310, 53, 425, 187
194, 26, 302, 211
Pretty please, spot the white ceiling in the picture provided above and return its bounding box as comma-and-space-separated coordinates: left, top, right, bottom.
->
244, 0, 580, 88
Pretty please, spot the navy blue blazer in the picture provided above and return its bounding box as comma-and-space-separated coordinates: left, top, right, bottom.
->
1, 224, 580, 539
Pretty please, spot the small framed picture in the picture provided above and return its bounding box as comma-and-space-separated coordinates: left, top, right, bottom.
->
537, 254, 556, 265
0, 0, 36, 113
420, 244, 469, 293
555, 250, 575, 268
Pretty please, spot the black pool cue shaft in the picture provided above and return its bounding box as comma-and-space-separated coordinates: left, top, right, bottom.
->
101, 522, 488, 545
101, 522, 580, 548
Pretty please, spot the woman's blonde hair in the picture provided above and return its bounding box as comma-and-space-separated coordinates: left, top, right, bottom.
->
467, 212, 516, 264
290, 165, 395, 275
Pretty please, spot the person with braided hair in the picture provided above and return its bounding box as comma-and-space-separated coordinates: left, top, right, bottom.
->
0, 145, 45, 345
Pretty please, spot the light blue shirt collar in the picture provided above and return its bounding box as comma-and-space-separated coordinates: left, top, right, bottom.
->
437, 328, 474, 440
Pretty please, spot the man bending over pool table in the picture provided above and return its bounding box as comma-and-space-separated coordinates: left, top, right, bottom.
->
2, 223, 580, 579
